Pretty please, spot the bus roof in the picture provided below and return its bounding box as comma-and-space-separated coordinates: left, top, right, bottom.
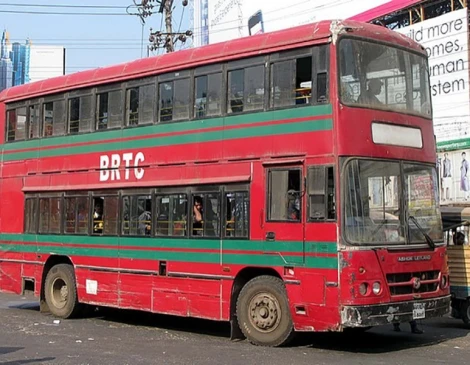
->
0, 19, 425, 103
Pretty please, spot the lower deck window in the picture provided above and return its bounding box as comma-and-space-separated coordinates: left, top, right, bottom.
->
24, 184, 249, 239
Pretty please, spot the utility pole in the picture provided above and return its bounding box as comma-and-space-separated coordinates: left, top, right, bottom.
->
128, 0, 192, 55
164, 0, 174, 53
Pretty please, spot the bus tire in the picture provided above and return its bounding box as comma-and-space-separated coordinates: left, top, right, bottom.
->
460, 300, 470, 326
44, 264, 80, 319
236, 275, 294, 347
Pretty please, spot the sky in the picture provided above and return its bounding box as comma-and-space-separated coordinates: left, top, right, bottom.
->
2, 0, 190, 74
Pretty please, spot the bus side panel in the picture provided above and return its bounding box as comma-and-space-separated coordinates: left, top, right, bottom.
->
0, 176, 25, 294
286, 268, 341, 332
150, 277, 221, 320
75, 269, 120, 307
0, 261, 22, 294
0, 176, 24, 233
74, 254, 120, 307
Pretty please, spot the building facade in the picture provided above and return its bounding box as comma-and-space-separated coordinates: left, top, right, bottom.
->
0, 29, 65, 92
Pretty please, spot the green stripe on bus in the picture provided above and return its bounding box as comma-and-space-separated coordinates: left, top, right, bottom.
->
0, 244, 337, 269
0, 243, 337, 268
2, 117, 332, 162
0, 234, 338, 269
0, 233, 337, 254
1, 104, 332, 151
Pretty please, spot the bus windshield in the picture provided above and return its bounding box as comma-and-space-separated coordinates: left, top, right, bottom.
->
339, 38, 431, 118
344, 159, 443, 245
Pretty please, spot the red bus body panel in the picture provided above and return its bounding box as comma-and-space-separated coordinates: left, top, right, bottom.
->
0, 20, 449, 333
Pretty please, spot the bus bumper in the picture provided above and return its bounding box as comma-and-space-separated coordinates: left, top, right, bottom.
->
341, 295, 451, 327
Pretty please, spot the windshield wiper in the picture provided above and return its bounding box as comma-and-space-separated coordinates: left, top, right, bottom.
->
408, 215, 435, 249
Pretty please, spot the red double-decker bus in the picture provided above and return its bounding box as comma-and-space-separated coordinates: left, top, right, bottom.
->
0, 20, 449, 347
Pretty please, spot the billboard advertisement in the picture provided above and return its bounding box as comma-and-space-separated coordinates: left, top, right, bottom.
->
397, 8, 470, 143
438, 149, 470, 203
206, 0, 389, 45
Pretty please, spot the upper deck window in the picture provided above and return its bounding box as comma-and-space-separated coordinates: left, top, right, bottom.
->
43, 100, 66, 137
339, 39, 431, 118
271, 56, 313, 108
159, 78, 190, 122
227, 64, 265, 114
97, 89, 122, 130
29, 104, 40, 139
194, 73, 222, 118
6, 107, 26, 141
69, 95, 92, 134
126, 83, 155, 126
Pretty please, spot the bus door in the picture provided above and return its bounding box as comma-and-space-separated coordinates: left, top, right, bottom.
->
303, 164, 338, 308
263, 163, 305, 265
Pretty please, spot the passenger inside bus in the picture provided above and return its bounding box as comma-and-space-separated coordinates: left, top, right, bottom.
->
93, 198, 104, 234
192, 196, 203, 235
138, 200, 152, 236
358, 79, 383, 105
287, 190, 300, 220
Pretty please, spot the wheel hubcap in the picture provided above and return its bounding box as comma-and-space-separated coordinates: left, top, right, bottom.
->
51, 278, 68, 309
248, 293, 281, 333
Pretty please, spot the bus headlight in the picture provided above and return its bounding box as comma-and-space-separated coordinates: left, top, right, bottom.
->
372, 282, 382, 295
440, 275, 448, 289
359, 283, 368, 296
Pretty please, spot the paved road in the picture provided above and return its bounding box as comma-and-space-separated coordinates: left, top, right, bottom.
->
0, 292, 469, 365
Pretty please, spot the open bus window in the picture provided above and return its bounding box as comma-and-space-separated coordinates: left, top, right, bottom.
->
156, 194, 188, 237
194, 73, 222, 118
126, 87, 140, 126
271, 56, 312, 108
69, 95, 92, 134
92, 196, 118, 235
97, 89, 123, 130
308, 166, 335, 221
267, 169, 301, 221
227, 64, 265, 114
93, 197, 104, 234
122, 195, 151, 236
29, 104, 40, 139
43, 100, 66, 137
191, 193, 220, 237
224, 191, 249, 238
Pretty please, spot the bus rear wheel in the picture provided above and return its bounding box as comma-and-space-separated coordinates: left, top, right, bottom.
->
44, 264, 80, 319
236, 275, 294, 347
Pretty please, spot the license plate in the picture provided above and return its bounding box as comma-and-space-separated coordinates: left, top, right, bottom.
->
413, 303, 425, 320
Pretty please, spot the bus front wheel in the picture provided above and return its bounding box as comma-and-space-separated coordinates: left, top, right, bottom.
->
236, 275, 294, 347
44, 264, 80, 319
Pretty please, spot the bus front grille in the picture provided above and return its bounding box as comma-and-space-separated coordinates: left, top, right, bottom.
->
386, 270, 440, 296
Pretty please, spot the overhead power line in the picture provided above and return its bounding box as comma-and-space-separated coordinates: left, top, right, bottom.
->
0, 3, 129, 8
0, 10, 128, 15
